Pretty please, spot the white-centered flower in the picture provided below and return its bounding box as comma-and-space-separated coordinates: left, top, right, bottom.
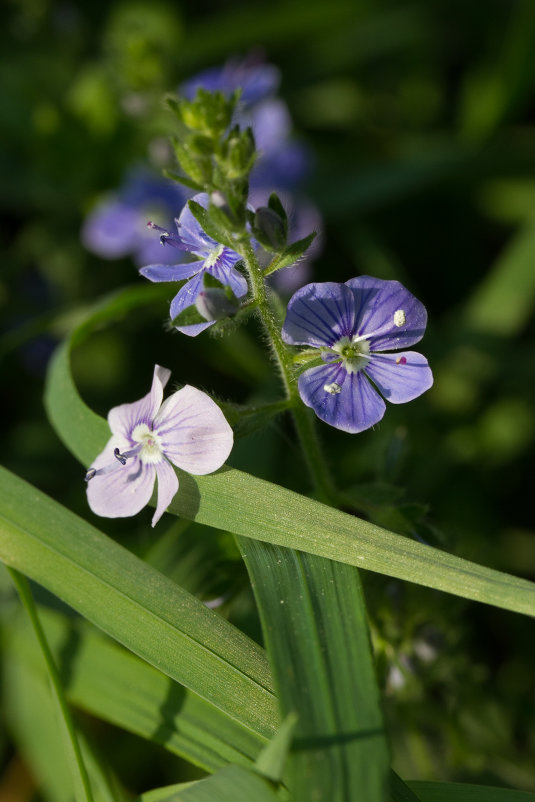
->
85, 365, 233, 526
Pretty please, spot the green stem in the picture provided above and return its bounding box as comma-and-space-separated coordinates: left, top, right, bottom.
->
239, 240, 336, 503
8, 568, 95, 802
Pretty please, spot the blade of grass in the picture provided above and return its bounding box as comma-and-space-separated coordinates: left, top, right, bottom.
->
240, 540, 389, 802
7, 568, 95, 802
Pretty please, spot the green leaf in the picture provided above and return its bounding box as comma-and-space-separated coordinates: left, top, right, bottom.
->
240, 542, 389, 801
43, 294, 535, 618
255, 714, 298, 784
408, 781, 535, 802
264, 233, 317, 275
0, 465, 279, 741
134, 765, 281, 802
4, 606, 266, 773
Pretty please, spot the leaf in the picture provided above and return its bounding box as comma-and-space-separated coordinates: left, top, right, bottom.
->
264, 233, 317, 275
255, 714, 298, 784
408, 781, 535, 802
43, 293, 535, 618
0, 465, 279, 741
240, 541, 389, 801
133, 765, 282, 802
4, 606, 266, 773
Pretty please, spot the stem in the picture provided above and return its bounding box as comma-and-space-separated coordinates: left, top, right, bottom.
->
239, 239, 336, 504
8, 568, 95, 802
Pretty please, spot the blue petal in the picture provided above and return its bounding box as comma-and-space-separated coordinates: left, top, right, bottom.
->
209, 259, 248, 298
177, 193, 218, 254
364, 352, 433, 403
298, 362, 386, 433
345, 276, 427, 351
169, 272, 205, 321
139, 261, 204, 283
175, 320, 215, 337
282, 282, 356, 347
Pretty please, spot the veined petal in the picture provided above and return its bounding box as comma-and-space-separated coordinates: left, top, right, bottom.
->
346, 276, 427, 350
139, 261, 204, 283
365, 351, 433, 403
152, 459, 179, 527
154, 386, 233, 474
169, 272, 205, 322
209, 262, 248, 298
108, 365, 171, 439
298, 362, 386, 433
282, 282, 356, 347
86, 441, 156, 519
177, 193, 218, 253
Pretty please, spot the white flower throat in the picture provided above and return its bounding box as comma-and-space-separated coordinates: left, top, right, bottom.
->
131, 423, 164, 464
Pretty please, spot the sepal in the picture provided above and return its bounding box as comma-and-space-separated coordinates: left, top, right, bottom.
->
264, 232, 317, 275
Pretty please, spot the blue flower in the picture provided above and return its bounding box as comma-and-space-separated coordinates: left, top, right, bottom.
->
139, 193, 248, 336
81, 168, 188, 266
282, 277, 433, 433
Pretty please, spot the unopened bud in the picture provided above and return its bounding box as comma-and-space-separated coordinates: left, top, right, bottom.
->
195, 288, 239, 322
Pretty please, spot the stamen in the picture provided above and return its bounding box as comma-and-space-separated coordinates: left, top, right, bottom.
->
324, 382, 342, 395
114, 447, 127, 465
396, 356, 407, 365
394, 309, 406, 327
85, 468, 97, 482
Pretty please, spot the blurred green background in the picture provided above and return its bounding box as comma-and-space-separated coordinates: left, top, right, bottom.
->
2, 0, 535, 797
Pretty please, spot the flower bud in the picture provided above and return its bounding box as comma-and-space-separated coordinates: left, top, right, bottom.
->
195, 288, 239, 322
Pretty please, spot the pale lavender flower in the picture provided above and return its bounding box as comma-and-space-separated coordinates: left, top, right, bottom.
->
85, 365, 233, 526
139, 193, 248, 336
282, 277, 433, 433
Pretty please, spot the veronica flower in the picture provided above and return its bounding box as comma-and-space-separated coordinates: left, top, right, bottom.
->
139, 193, 248, 336
85, 365, 233, 526
282, 277, 433, 433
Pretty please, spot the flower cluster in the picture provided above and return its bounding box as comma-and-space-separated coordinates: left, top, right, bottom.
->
140, 193, 247, 336
85, 365, 233, 526
282, 277, 433, 433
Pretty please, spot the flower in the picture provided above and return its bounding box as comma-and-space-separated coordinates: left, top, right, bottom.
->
282, 277, 433, 433
81, 167, 188, 266
85, 365, 233, 526
139, 193, 248, 336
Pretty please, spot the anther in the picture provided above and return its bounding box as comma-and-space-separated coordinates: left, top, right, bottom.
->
114, 448, 127, 465
84, 468, 97, 482
324, 382, 342, 395
396, 356, 407, 365
394, 309, 406, 327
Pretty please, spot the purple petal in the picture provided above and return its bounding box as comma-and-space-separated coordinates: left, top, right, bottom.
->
364, 352, 433, 403
139, 261, 204, 283
282, 282, 356, 347
154, 386, 233, 474
298, 363, 386, 433
81, 201, 143, 259
86, 441, 156, 519
152, 459, 179, 526
346, 276, 427, 351
169, 272, 205, 321
209, 261, 248, 298
177, 193, 217, 254
108, 365, 171, 439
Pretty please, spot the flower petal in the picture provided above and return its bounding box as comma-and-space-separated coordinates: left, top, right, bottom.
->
364, 351, 433, 403
298, 362, 386, 433
282, 282, 356, 347
86, 441, 156, 519
345, 276, 428, 350
139, 261, 204, 283
154, 386, 233, 474
175, 320, 215, 338
169, 272, 205, 322
152, 459, 179, 526
177, 193, 217, 254
108, 365, 171, 439
209, 260, 248, 298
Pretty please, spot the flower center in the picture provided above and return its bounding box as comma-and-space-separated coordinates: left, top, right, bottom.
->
204, 245, 224, 268
331, 336, 371, 374
131, 423, 163, 464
